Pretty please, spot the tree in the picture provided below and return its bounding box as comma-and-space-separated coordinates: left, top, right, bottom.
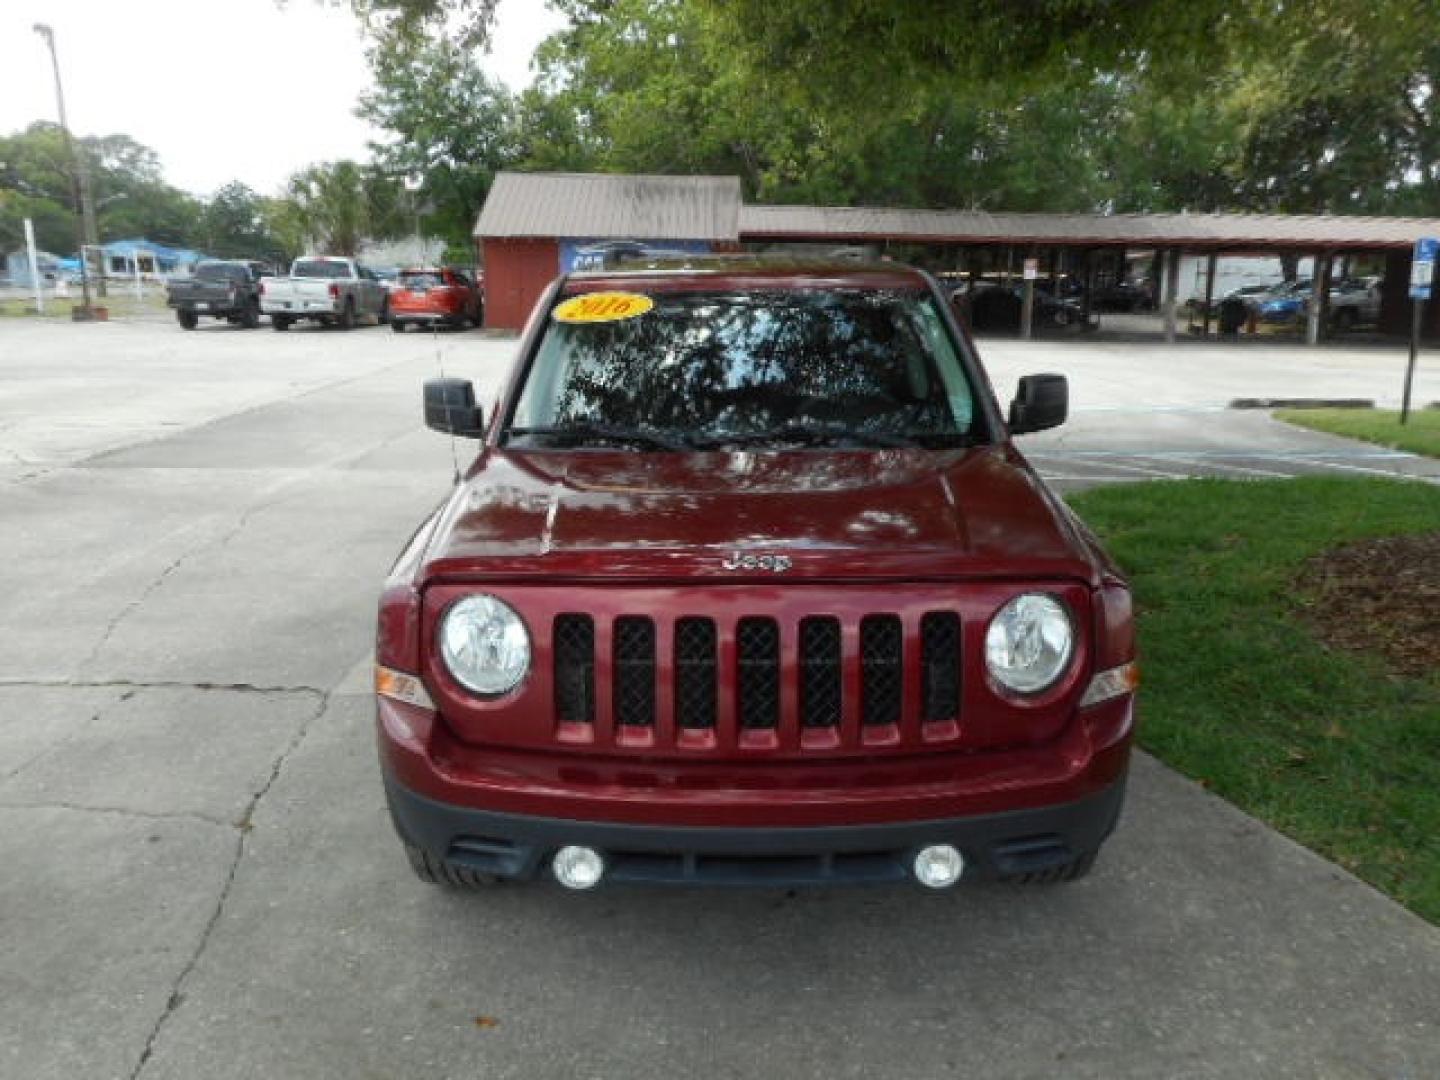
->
358, 34, 519, 251
198, 182, 278, 258
278, 160, 405, 254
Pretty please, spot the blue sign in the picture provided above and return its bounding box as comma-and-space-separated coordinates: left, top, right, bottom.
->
1411, 237, 1437, 301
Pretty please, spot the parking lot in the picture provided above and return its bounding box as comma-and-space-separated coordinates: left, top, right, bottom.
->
3, 317, 1440, 1079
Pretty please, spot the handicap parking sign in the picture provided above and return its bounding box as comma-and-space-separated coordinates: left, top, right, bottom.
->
1411, 237, 1437, 300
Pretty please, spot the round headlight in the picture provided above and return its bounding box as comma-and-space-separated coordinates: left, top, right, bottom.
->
439, 595, 531, 695
984, 593, 1074, 695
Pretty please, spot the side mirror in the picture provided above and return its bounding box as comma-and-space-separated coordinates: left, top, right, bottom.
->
1009, 373, 1068, 435
424, 377, 486, 438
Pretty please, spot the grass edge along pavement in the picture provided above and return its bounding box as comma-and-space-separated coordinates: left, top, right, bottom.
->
1068, 475, 1440, 923
1276, 407, 1440, 459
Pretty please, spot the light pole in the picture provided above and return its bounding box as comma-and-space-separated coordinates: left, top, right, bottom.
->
34, 22, 104, 315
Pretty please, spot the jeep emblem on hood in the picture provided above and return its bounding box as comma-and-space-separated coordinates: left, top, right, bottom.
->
721, 551, 792, 573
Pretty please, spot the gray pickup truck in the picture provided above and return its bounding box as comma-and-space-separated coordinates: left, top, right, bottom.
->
260, 256, 390, 331
166, 260, 270, 330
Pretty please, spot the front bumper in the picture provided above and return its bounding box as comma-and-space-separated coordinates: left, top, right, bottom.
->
385, 767, 1128, 886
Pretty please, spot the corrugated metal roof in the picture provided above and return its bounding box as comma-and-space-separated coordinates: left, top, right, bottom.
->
739, 204, 1440, 249
476, 172, 742, 240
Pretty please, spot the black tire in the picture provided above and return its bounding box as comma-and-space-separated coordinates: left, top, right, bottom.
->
1332, 307, 1357, 332
272, 316, 291, 331
1005, 849, 1097, 885
241, 300, 261, 329
404, 842, 500, 888
177, 309, 198, 330
379, 298, 390, 325
337, 298, 356, 331
390, 320, 407, 333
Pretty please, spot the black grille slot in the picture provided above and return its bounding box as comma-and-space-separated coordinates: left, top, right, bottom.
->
552, 615, 594, 724
674, 617, 717, 729
799, 617, 842, 728
613, 616, 656, 727
921, 612, 962, 722
860, 615, 903, 726
736, 617, 780, 729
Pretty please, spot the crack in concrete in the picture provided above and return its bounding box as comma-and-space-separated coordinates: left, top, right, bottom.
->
0, 800, 233, 828
0, 676, 325, 695
74, 354, 421, 471
126, 684, 334, 1080
76, 482, 321, 674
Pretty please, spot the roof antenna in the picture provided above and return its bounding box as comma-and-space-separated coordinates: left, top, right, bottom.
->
432, 319, 461, 486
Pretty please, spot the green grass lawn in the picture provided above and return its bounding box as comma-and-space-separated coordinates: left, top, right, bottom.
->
1069, 476, 1440, 922
1276, 407, 1440, 459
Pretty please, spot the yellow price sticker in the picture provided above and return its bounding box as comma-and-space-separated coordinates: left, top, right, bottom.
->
552, 291, 655, 324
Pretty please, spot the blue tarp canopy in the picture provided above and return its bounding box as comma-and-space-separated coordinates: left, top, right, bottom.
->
98, 238, 207, 268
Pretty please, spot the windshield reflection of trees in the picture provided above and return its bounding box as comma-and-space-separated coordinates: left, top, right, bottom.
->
541, 291, 966, 437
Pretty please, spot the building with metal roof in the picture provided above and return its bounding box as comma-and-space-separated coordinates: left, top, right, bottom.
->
474, 170, 1440, 338
476, 172, 743, 328
738, 205, 1440, 252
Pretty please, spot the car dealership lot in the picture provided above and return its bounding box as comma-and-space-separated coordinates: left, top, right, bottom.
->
2, 319, 1439, 1079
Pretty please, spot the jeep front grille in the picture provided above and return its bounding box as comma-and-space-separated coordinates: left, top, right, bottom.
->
550, 609, 964, 753
612, 615, 656, 728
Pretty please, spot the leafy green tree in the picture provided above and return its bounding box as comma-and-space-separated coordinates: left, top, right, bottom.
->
197, 182, 280, 258
278, 160, 405, 254
358, 33, 519, 250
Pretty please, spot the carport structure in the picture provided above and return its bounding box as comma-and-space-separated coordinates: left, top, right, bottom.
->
739, 204, 1440, 344
475, 171, 1440, 340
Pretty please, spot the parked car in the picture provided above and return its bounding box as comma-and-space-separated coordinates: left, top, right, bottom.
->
1257, 279, 1313, 324
389, 267, 483, 332
377, 258, 1137, 892
1091, 279, 1152, 312
1327, 277, 1381, 330
165, 259, 270, 330
969, 282, 1096, 332
259, 256, 390, 330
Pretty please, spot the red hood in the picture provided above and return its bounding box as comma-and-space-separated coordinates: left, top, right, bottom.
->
418, 446, 1100, 584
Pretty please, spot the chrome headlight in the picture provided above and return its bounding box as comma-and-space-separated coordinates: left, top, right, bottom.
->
439, 595, 531, 695
984, 593, 1074, 695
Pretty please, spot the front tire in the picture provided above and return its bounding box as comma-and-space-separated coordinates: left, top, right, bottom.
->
336, 299, 356, 331
176, 310, 198, 330
390, 320, 407, 333
403, 842, 500, 889
271, 316, 291, 331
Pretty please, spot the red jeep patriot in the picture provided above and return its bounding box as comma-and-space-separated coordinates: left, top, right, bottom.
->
376, 259, 1137, 891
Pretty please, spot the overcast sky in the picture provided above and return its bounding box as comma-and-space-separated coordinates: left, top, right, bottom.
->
0, 0, 568, 197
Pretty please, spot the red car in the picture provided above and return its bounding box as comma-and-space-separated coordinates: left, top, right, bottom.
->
389, 267, 483, 332
377, 259, 1137, 891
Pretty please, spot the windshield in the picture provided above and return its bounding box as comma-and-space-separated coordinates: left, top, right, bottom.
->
293, 259, 351, 279
195, 262, 243, 282
508, 288, 979, 449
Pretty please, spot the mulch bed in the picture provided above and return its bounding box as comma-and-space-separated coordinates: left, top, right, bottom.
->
1297, 532, 1440, 679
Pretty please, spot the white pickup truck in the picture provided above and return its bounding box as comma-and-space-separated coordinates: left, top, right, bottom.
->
260, 256, 390, 331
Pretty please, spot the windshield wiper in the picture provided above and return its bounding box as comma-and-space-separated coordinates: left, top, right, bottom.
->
506, 423, 688, 451
689, 423, 919, 450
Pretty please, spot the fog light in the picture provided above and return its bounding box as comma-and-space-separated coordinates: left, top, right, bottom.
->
552, 846, 605, 890
913, 844, 965, 889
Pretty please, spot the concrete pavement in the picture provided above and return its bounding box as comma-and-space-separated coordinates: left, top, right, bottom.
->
2, 318, 1438, 1079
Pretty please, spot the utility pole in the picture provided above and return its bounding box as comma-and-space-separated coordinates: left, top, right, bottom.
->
34, 22, 103, 316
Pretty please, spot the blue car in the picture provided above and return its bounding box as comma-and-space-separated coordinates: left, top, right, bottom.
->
1257, 280, 1312, 323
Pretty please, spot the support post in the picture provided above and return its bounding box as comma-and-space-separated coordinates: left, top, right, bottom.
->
1402, 298, 1423, 424
1201, 252, 1217, 337
1306, 250, 1333, 346
24, 218, 44, 314
1163, 249, 1180, 343
1081, 248, 1095, 326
